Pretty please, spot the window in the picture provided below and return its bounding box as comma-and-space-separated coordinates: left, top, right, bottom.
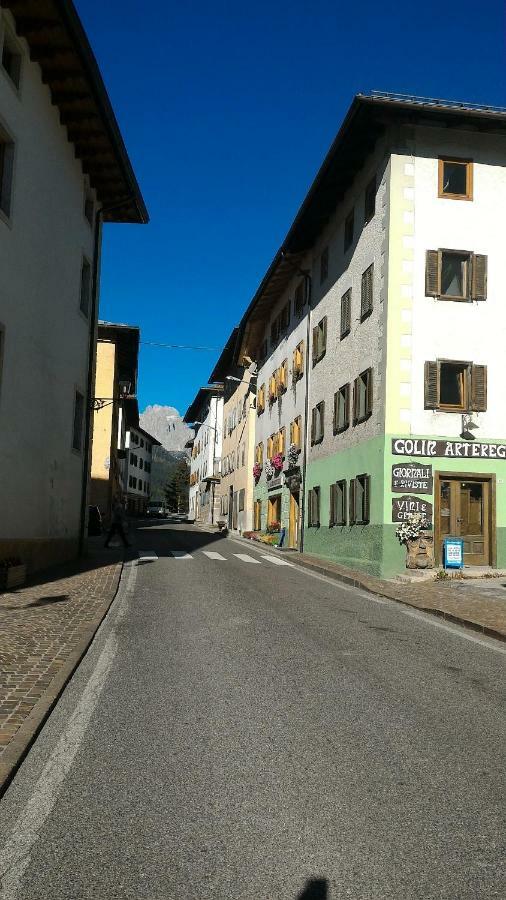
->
256, 442, 264, 464
72, 390, 84, 452
238, 489, 245, 512
0, 130, 14, 218
80, 258, 91, 317
425, 250, 487, 301
268, 494, 281, 527
132, 477, 137, 490
311, 401, 325, 445
241, 443, 246, 467
271, 317, 280, 346
424, 360, 487, 412
130, 452, 135, 465
307, 487, 320, 527
333, 383, 350, 433
280, 301, 291, 331
350, 474, 370, 524
294, 280, 305, 315
139, 458, 144, 470
360, 264, 374, 319
293, 341, 304, 381
257, 383, 265, 414
330, 480, 347, 526
438, 158, 472, 200
268, 373, 278, 402
344, 209, 354, 252
290, 415, 302, 449
320, 246, 329, 284
1, 29, 21, 89
353, 368, 373, 424
340, 289, 351, 339
312, 316, 327, 365
140, 438, 144, 448
364, 175, 376, 223
278, 359, 288, 393
267, 435, 273, 458
254, 500, 262, 530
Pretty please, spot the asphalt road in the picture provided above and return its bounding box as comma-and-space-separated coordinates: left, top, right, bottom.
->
0, 521, 505, 900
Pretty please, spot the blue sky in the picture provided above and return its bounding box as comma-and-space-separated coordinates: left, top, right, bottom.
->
76, 0, 506, 416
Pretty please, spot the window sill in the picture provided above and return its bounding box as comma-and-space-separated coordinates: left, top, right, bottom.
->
340, 330, 350, 341
438, 193, 472, 202
333, 424, 350, 435
360, 308, 373, 322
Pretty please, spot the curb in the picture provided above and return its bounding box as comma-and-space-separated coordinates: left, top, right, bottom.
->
234, 533, 506, 644
0, 559, 125, 799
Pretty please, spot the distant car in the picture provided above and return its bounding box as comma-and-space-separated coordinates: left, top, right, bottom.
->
88, 505, 102, 536
146, 501, 167, 518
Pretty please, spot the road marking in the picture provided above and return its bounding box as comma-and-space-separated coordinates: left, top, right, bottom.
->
0, 561, 137, 899
202, 551, 227, 560
169, 551, 193, 559
400, 607, 506, 654
137, 550, 158, 562
261, 555, 293, 566
233, 553, 261, 564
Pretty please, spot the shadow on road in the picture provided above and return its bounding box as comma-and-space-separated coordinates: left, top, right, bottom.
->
297, 879, 328, 899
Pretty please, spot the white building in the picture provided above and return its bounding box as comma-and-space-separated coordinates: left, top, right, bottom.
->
0, 2, 147, 572
124, 420, 160, 515
184, 386, 224, 525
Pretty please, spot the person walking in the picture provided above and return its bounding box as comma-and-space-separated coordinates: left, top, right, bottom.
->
104, 497, 131, 548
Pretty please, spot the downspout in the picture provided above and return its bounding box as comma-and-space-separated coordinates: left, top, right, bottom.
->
78, 196, 136, 556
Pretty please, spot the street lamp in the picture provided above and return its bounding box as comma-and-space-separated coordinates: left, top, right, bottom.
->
92, 380, 131, 411
225, 375, 257, 386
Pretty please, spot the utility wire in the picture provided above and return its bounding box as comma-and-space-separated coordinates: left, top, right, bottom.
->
140, 340, 220, 351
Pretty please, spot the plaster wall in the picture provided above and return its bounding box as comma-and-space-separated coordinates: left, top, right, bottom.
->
0, 9, 97, 565
219, 373, 255, 533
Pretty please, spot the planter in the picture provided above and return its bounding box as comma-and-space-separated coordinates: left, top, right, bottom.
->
0, 564, 27, 590
406, 532, 434, 570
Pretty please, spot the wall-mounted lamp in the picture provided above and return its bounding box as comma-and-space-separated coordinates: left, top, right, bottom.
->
460, 414, 479, 440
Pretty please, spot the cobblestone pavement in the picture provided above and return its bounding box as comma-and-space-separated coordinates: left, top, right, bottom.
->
298, 552, 506, 639
0, 549, 123, 763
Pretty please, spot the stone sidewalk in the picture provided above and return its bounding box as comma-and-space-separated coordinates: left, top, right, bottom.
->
295, 552, 506, 641
0, 544, 124, 793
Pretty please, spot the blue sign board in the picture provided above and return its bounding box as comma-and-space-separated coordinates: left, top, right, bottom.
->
443, 538, 464, 569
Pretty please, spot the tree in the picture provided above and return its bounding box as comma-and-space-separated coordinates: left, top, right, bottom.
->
164, 458, 190, 513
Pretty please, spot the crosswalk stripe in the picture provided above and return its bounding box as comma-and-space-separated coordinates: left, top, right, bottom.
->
169, 550, 193, 559
202, 551, 227, 560
260, 555, 293, 566
233, 553, 261, 564
137, 550, 158, 562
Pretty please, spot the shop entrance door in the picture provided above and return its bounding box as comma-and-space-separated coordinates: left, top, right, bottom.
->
437, 476, 491, 566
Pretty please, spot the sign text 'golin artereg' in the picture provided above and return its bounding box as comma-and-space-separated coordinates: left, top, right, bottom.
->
392, 438, 506, 459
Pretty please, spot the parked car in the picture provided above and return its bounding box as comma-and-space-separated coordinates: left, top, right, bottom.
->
146, 501, 167, 519
88, 505, 102, 536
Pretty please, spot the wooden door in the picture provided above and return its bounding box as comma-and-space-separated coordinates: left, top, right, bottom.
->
438, 477, 489, 565
289, 491, 299, 549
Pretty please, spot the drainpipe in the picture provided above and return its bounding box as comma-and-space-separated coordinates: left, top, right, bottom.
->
78, 196, 135, 556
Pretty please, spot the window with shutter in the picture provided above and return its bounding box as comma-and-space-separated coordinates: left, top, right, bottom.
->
341, 289, 351, 339
355, 474, 370, 524
471, 254, 487, 300
344, 209, 354, 252
425, 250, 440, 296
267, 436, 273, 458
424, 361, 439, 409
334, 383, 350, 434
279, 427, 286, 455
349, 479, 356, 524
313, 318, 327, 365
329, 480, 346, 526
279, 360, 288, 392
311, 401, 324, 444
353, 369, 372, 424
361, 265, 374, 319
310, 407, 316, 445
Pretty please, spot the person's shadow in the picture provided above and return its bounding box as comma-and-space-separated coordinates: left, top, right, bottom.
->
297, 878, 328, 899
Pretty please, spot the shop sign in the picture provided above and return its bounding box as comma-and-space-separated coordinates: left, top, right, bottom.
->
391, 463, 433, 493
391, 495, 433, 524
392, 438, 506, 459
443, 538, 464, 569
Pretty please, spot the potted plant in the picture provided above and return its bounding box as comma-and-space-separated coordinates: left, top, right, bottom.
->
287, 443, 299, 468
271, 453, 284, 473
253, 463, 262, 482
265, 459, 274, 480
266, 521, 281, 534
396, 513, 434, 570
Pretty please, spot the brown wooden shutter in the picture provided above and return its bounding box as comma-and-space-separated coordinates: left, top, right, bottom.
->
425, 250, 440, 296
322, 317, 327, 355
312, 326, 318, 364
344, 383, 350, 428
471, 254, 487, 301
333, 392, 338, 433
424, 361, 439, 409
366, 368, 373, 416
320, 401, 325, 440
342, 481, 348, 525
311, 407, 316, 444
352, 377, 358, 423
329, 483, 335, 526
349, 479, 356, 524
363, 475, 371, 523
471, 364, 487, 411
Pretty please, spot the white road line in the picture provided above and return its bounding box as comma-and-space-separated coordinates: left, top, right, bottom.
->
261, 555, 293, 567
137, 550, 158, 562
202, 551, 227, 560
233, 553, 261, 564
169, 551, 193, 559
0, 561, 137, 899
